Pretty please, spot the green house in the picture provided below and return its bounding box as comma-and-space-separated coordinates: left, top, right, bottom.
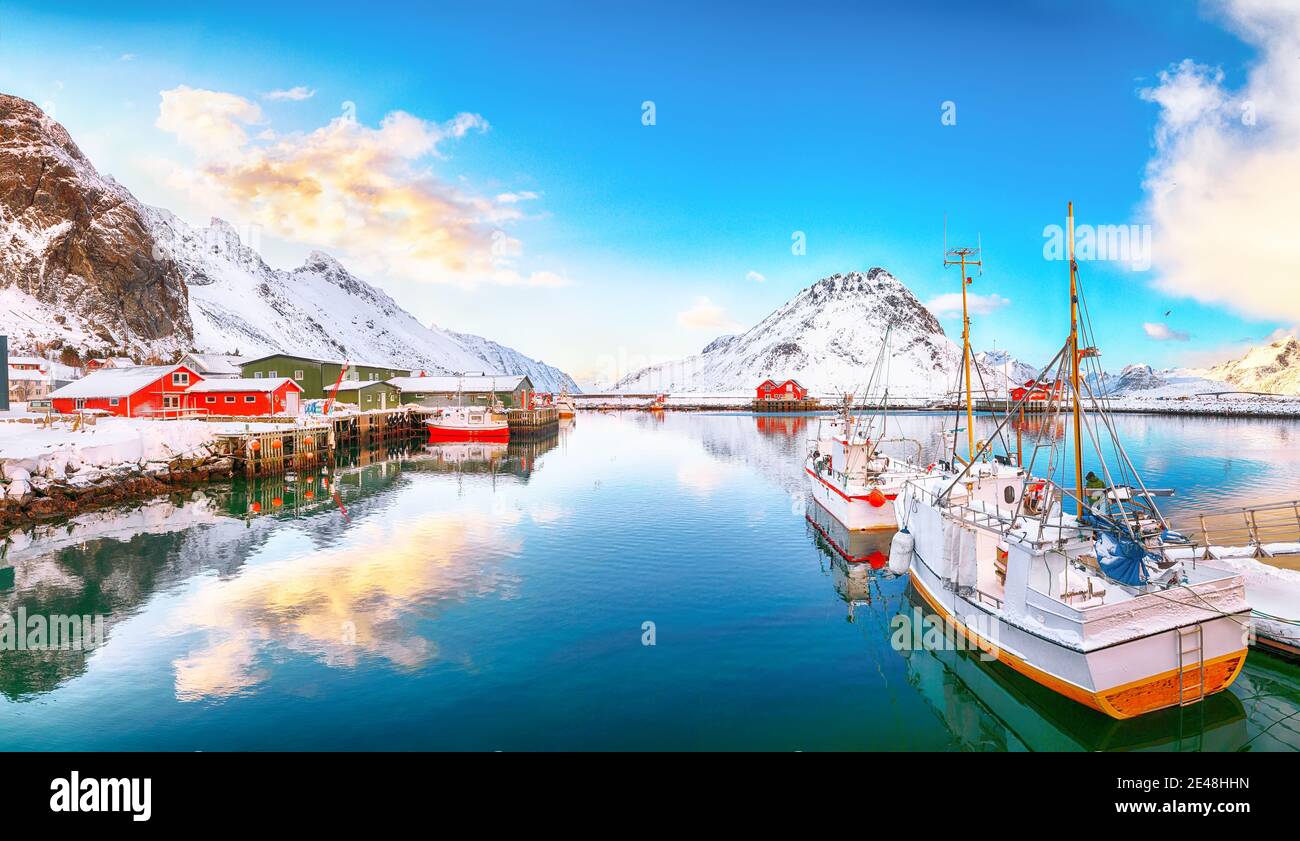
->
387, 374, 533, 409
333, 379, 401, 410
239, 354, 411, 399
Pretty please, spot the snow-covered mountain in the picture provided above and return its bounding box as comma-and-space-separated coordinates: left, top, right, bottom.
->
1205, 336, 1300, 395
0, 93, 577, 389
444, 329, 579, 393
615, 269, 961, 396
974, 349, 1040, 391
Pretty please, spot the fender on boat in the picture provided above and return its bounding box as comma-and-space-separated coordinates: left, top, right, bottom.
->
889, 529, 914, 575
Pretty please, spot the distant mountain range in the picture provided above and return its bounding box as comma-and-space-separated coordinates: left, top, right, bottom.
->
614, 269, 1300, 398
0, 93, 577, 393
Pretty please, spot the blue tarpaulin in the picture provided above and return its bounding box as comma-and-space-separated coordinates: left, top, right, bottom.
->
1094, 530, 1151, 586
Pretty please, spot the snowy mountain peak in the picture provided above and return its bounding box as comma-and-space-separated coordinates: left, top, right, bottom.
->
615, 267, 958, 395
0, 94, 576, 388
1207, 335, 1300, 395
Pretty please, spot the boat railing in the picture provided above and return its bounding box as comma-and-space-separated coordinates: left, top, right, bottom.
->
873, 436, 924, 465
1170, 499, 1300, 556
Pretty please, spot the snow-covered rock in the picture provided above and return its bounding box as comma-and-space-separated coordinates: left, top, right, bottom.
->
615, 269, 961, 396
0, 93, 577, 388
1206, 336, 1300, 395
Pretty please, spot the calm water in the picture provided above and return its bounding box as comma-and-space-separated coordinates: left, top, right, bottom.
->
1, 411, 1298, 751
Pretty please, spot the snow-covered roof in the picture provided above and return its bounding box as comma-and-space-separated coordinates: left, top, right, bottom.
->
101, 357, 136, 367
334, 379, 394, 391
388, 375, 529, 392
182, 353, 246, 375
242, 353, 406, 370
7, 356, 48, 367
188, 377, 299, 393
49, 365, 184, 399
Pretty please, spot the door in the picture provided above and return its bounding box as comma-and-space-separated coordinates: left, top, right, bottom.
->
285, 392, 300, 415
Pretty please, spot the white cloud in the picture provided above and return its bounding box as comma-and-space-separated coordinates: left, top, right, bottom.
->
1140, 0, 1300, 324
746, 270, 765, 283
495, 191, 539, 204
923, 291, 1010, 317
1143, 322, 1190, 342
677, 297, 741, 331
263, 86, 316, 101
120, 53, 137, 62
152, 86, 558, 287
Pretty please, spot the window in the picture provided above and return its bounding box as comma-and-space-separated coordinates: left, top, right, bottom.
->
109, 398, 120, 406
267, 370, 278, 378
172, 372, 190, 386
75, 398, 86, 410
163, 396, 180, 409
225, 396, 236, 404
253, 372, 264, 379
366, 394, 373, 403
294, 370, 304, 380
206, 396, 217, 404
245, 395, 256, 403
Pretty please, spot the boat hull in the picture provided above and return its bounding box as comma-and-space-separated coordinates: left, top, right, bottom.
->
426, 424, 509, 442
805, 467, 896, 531
907, 554, 1249, 720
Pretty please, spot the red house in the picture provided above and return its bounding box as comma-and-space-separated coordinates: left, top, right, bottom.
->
186, 377, 304, 416
50, 365, 202, 417
1011, 378, 1065, 403
755, 378, 808, 401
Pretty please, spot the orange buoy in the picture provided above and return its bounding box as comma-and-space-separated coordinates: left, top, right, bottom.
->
251, 501, 262, 513
304, 490, 315, 499
272, 497, 283, 507
250, 440, 261, 452
866, 551, 887, 569
867, 488, 887, 508
271, 438, 283, 450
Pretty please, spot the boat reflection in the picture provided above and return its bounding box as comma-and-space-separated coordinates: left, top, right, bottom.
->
895, 584, 1254, 751
805, 497, 899, 623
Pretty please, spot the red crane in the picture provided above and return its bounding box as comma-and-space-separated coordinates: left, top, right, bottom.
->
322, 361, 350, 416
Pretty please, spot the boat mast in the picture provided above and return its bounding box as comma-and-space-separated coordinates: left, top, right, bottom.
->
1067, 202, 1085, 511
944, 239, 981, 463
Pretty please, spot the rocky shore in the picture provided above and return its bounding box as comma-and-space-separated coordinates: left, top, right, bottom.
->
0, 454, 236, 529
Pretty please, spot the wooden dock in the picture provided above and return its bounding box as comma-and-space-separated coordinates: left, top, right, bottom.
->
752, 398, 823, 413
507, 406, 559, 437
208, 407, 433, 477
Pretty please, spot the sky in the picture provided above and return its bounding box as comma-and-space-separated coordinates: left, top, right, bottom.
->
0, 0, 1294, 387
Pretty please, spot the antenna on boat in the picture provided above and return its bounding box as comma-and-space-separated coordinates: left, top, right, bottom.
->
1067, 202, 1085, 513
944, 229, 982, 464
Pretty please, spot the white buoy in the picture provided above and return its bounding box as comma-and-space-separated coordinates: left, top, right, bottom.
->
889, 530, 914, 575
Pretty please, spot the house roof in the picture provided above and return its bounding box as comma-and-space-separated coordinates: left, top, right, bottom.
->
756, 379, 777, 388
188, 377, 300, 393
49, 365, 187, 399
183, 353, 247, 375
387, 375, 530, 392
334, 379, 395, 391
241, 353, 407, 371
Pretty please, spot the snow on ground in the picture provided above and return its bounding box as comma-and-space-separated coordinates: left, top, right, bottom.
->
1200, 556, 1300, 649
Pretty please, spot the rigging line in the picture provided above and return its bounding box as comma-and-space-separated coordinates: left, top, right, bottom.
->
1080, 374, 1171, 531
970, 351, 1013, 458
936, 341, 1070, 505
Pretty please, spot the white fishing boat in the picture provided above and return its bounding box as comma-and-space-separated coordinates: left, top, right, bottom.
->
426, 404, 510, 441
556, 389, 576, 419
805, 326, 929, 532
889, 206, 1252, 720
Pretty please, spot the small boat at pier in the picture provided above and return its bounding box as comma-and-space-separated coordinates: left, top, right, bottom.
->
426, 405, 510, 442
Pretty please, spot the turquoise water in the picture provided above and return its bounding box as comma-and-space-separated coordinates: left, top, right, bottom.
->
0, 411, 1297, 751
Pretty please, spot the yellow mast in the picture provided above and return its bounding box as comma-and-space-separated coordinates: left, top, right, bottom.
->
944, 243, 981, 462
1068, 202, 1085, 511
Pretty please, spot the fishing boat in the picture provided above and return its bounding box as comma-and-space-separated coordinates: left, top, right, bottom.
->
426, 405, 509, 442
805, 326, 929, 531
889, 206, 1251, 720
556, 389, 576, 418
648, 393, 667, 412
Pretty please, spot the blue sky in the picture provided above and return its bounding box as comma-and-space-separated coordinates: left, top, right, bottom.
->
0, 0, 1285, 385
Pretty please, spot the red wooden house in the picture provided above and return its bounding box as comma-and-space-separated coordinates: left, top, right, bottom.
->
755, 378, 808, 401
1010, 378, 1065, 403
186, 377, 303, 416
50, 365, 202, 417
